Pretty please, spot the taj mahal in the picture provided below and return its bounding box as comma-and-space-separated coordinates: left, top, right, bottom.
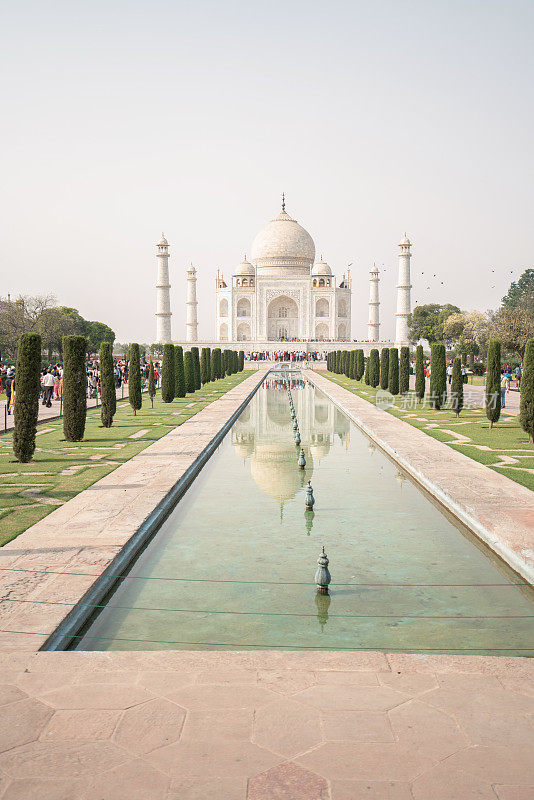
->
155, 197, 412, 353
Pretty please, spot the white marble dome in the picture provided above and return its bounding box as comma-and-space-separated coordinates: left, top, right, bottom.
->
251, 209, 315, 276
312, 259, 332, 276
234, 257, 255, 276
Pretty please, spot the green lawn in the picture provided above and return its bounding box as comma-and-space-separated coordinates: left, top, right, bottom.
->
0, 372, 250, 546
324, 372, 534, 492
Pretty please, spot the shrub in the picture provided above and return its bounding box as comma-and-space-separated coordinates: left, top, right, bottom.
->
429, 343, 446, 409
174, 345, 186, 398
380, 348, 389, 390
200, 347, 210, 385
100, 341, 116, 426
520, 337, 534, 443
128, 343, 142, 415
356, 349, 364, 380
369, 349, 380, 387
184, 350, 196, 393
161, 343, 175, 403
472, 362, 486, 376
415, 344, 425, 402
485, 339, 501, 429
238, 350, 244, 371
451, 357, 464, 417
12, 332, 41, 462
388, 347, 399, 395
148, 360, 156, 408
399, 347, 410, 395
63, 334, 87, 441
191, 346, 201, 389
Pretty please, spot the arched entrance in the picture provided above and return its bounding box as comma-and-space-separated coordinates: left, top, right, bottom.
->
267, 295, 299, 341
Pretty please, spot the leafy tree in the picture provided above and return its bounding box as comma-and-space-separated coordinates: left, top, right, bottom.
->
388, 348, 399, 395
451, 357, 464, 417
100, 341, 116, 426
36, 306, 77, 360
63, 334, 87, 441
128, 343, 142, 415
184, 350, 196, 393
85, 320, 115, 353
369, 349, 380, 387
429, 343, 446, 409
415, 344, 425, 402
380, 348, 389, 390
356, 349, 364, 380
161, 343, 175, 403
200, 347, 210, 385
0, 294, 55, 359
148, 360, 156, 408
489, 307, 534, 361
238, 350, 245, 371
442, 311, 488, 357
519, 338, 534, 443
399, 347, 410, 395
191, 346, 201, 389
485, 339, 501, 429
174, 345, 186, 398
12, 333, 41, 462
408, 303, 460, 345
364, 356, 370, 385
502, 269, 534, 311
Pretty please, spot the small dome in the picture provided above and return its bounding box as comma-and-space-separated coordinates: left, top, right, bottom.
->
234, 257, 255, 277
312, 259, 332, 276
158, 233, 168, 246
400, 233, 411, 245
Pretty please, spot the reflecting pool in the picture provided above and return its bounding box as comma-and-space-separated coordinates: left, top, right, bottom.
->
73, 374, 534, 653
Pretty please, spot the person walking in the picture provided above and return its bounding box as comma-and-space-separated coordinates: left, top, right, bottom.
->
447, 363, 453, 385
42, 369, 55, 407
4, 369, 14, 414
500, 371, 510, 409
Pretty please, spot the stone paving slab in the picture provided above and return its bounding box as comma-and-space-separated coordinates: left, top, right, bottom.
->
0, 650, 531, 799
307, 371, 534, 583
0, 369, 268, 650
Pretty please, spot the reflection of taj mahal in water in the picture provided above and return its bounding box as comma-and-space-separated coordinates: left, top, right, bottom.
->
232, 378, 350, 503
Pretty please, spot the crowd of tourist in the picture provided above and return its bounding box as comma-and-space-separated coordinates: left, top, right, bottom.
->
245, 350, 325, 362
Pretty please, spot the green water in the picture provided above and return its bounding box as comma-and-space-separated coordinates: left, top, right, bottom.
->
73, 374, 534, 654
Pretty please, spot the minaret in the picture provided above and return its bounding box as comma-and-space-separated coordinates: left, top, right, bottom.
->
395, 234, 412, 346
367, 263, 380, 341
155, 234, 172, 344
186, 262, 198, 342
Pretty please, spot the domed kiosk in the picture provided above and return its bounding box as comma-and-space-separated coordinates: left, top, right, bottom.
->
216, 197, 352, 342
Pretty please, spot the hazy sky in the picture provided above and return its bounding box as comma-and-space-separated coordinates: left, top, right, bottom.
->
1, 0, 533, 343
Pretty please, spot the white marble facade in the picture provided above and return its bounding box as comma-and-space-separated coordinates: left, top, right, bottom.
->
215, 202, 352, 342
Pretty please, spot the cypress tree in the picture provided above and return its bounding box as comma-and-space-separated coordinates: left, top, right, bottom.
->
415, 344, 425, 402
224, 349, 232, 376
356, 349, 364, 380
327, 352, 332, 371
12, 332, 41, 462
200, 347, 210, 385
388, 347, 399, 396
451, 356, 464, 417
520, 337, 534, 443
238, 350, 245, 371
148, 359, 156, 408
161, 343, 175, 403
485, 339, 501, 429
63, 334, 87, 441
211, 348, 219, 381
128, 343, 142, 415
232, 350, 239, 374
191, 346, 201, 389
184, 350, 196, 393
429, 343, 446, 410
399, 347, 410, 395
174, 345, 186, 398
364, 356, 370, 385
349, 350, 356, 379
369, 349, 380, 387
380, 348, 389, 390
100, 341, 116, 427
341, 351, 347, 377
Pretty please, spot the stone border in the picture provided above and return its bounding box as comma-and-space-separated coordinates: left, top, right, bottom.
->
0, 369, 268, 652
306, 370, 534, 585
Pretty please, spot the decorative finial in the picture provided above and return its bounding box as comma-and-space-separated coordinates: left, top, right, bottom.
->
282, 192, 285, 212
315, 547, 331, 595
